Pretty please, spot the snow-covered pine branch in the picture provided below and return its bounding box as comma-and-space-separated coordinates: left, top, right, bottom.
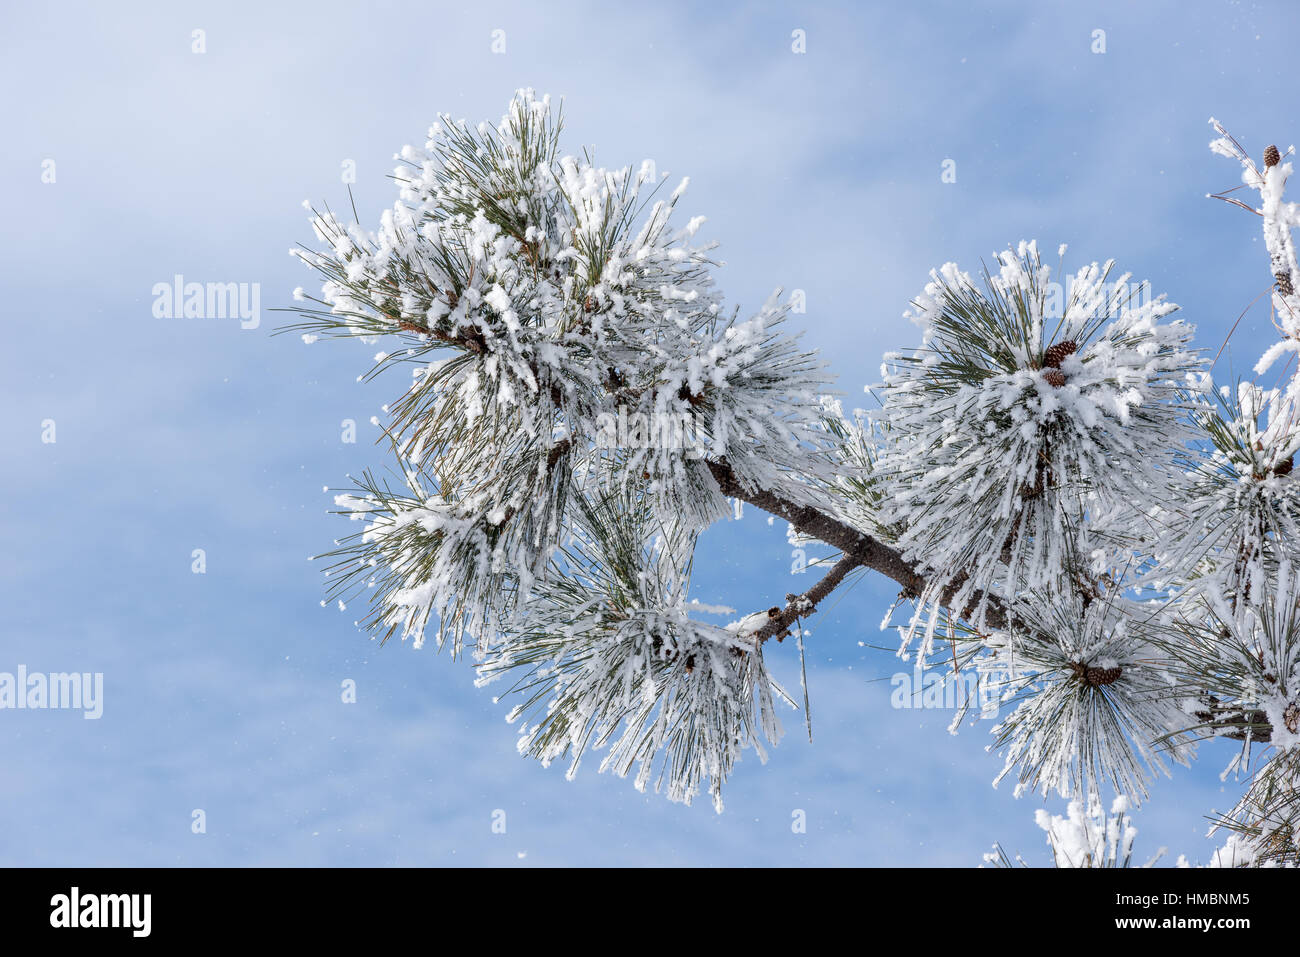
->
475, 490, 785, 812
872, 241, 1205, 654
291, 90, 828, 807
289, 95, 1300, 859
1032, 797, 1142, 869
292, 90, 833, 656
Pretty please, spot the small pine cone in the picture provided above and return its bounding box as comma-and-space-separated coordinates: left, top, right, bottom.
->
1043, 369, 1067, 388
1087, 665, 1122, 687
1265, 144, 1281, 168
1285, 702, 1299, 735
1071, 661, 1122, 687
1042, 340, 1078, 369
1275, 457, 1294, 478
1277, 272, 1295, 296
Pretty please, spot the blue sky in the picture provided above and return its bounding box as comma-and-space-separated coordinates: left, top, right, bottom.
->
2, 0, 1297, 866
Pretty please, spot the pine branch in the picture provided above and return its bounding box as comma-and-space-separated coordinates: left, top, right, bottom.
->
1194, 698, 1271, 743
294, 98, 1300, 820
745, 552, 861, 643
706, 458, 1016, 632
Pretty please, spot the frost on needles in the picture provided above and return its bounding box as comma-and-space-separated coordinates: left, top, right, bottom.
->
286, 93, 1300, 862
287, 91, 827, 811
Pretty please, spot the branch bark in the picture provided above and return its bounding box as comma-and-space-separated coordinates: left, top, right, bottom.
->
714, 458, 1278, 744
707, 458, 1013, 633
1195, 698, 1272, 744
747, 552, 863, 643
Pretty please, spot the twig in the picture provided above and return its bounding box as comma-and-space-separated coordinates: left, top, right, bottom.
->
708, 458, 1016, 633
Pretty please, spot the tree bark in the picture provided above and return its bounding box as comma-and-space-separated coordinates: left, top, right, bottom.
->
707, 458, 1012, 632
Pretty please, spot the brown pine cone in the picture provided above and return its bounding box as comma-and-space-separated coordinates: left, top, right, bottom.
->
1265, 144, 1281, 168
1070, 661, 1122, 687
1043, 369, 1067, 388
1277, 272, 1295, 296
1088, 665, 1122, 686
1042, 340, 1078, 369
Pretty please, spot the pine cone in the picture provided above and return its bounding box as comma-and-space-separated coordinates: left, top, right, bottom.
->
1285, 702, 1299, 735
1043, 370, 1067, 388
1071, 661, 1122, 687
1265, 144, 1281, 168
1275, 457, 1294, 478
1042, 340, 1078, 369
1088, 666, 1122, 687
1277, 272, 1295, 296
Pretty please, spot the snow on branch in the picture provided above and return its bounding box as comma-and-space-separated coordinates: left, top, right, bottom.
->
290, 97, 1300, 850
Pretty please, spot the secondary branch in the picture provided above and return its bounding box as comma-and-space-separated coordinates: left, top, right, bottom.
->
707, 458, 1012, 633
